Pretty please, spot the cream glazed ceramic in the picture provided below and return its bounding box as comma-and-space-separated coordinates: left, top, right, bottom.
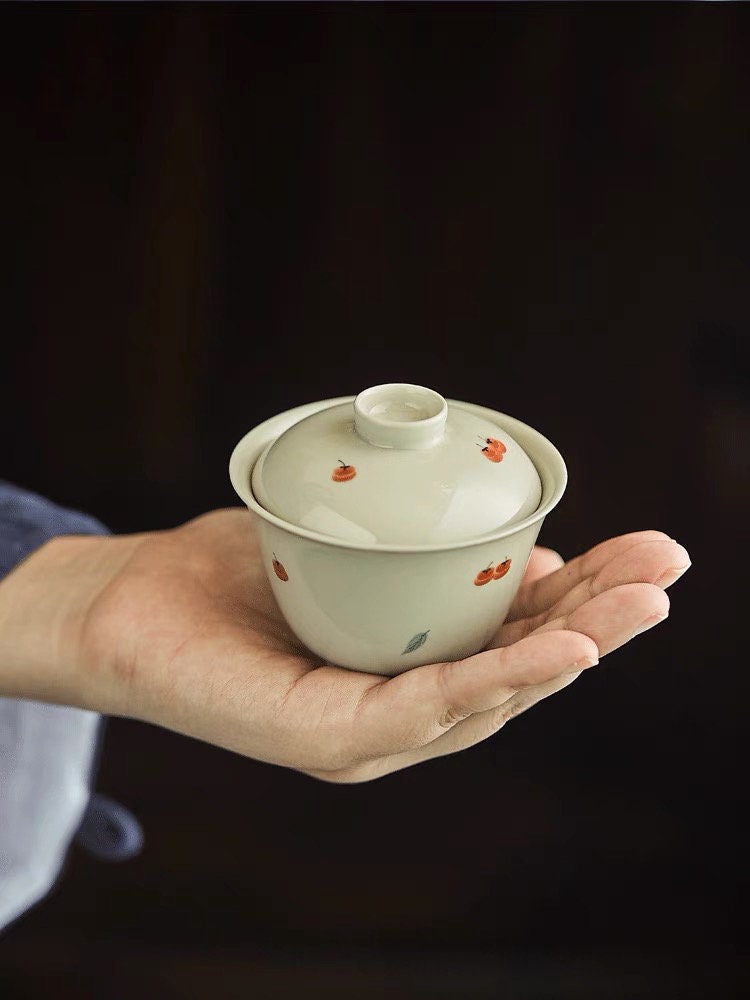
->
251, 384, 542, 545
229, 388, 567, 676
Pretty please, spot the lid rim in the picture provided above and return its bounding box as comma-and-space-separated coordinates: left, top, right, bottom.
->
235, 397, 566, 554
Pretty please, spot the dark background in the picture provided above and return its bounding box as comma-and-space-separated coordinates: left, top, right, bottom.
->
1, 3, 748, 997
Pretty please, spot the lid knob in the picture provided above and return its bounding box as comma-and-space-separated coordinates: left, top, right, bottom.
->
353, 383, 448, 450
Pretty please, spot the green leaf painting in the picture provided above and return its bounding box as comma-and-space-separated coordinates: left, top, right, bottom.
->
402, 630, 431, 655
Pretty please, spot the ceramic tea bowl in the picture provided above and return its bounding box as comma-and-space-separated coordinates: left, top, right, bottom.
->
229, 384, 567, 676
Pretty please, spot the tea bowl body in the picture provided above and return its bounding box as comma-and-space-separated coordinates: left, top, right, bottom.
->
229, 397, 566, 676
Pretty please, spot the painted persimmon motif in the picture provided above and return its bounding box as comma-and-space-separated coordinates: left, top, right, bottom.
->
332, 459, 356, 482
476, 435, 507, 463
402, 630, 431, 655
493, 557, 511, 579
473, 564, 495, 586
473, 557, 511, 586
272, 553, 289, 582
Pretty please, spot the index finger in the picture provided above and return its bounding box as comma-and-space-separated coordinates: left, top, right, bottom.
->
506, 530, 673, 624
523, 546, 565, 585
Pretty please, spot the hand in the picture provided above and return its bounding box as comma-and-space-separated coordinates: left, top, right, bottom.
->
0, 511, 691, 783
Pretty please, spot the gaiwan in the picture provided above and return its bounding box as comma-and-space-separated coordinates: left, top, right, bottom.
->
229, 383, 566, 676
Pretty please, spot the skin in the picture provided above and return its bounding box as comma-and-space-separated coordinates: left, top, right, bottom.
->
0, 510, 691, 783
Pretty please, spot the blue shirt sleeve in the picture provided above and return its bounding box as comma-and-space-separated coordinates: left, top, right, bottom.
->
0, 481, 142, 936
0, 480, 111, 575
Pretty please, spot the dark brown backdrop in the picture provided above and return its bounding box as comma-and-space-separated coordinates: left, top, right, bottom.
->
1, 4, 748, 998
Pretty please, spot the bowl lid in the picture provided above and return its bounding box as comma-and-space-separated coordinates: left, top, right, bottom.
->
251, 383, 542, 545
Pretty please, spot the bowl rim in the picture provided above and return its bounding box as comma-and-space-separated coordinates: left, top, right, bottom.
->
229, 396, 567, 553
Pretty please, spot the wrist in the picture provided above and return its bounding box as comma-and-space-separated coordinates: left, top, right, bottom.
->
0, 532, 142, 711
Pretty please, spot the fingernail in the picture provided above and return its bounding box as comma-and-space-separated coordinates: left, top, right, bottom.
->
632, 612, 668, 638
571, 654, 599, 670
656, 563, 691, 589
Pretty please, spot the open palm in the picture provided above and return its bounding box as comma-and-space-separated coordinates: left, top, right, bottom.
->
83, 510, 690, 783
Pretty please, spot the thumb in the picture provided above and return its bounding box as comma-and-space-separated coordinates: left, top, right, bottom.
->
352, 629, 599, 759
